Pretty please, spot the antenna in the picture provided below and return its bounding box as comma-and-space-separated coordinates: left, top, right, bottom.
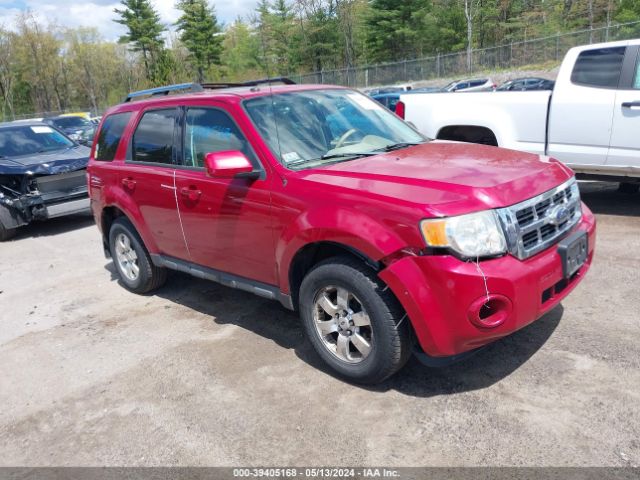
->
257, 17, 285, 169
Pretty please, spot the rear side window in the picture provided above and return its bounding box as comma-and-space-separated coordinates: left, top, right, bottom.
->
571, 47, 626, 88
94, 112, 131, 161
183, 108, 256, 168
132, 109, 176, 164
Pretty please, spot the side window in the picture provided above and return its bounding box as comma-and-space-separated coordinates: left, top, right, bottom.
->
633, 53, 640, 89
183, 108, 256, 168
132, 109, 176, 164
94, 112, 132, 162
571, 47, 626, 89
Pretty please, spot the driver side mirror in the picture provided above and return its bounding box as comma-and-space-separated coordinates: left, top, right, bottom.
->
204, 151, 255, 178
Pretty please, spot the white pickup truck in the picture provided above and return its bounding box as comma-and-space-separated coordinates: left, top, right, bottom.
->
400, 39, 640, 188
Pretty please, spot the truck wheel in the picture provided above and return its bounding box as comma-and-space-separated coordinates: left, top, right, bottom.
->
109, 217, 167, 294
299, 256, 412, 384
0, 219, 17, 242
618, 182, 639, 194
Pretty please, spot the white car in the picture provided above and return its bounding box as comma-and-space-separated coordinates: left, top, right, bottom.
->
440, 78, 496, 92
399, 39, 640, 187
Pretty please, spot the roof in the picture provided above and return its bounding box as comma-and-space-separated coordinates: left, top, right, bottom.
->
106, 83, 350, 115
0, 120, 48, 129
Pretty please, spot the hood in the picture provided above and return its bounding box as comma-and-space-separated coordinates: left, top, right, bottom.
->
297, 141, 573, 217
0, 145, 90, 176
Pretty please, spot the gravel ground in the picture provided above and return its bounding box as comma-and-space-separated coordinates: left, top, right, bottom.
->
0, 181, 638, 467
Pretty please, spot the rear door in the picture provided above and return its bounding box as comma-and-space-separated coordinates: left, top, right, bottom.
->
173, 104, 276, 285
547, 45, 625, 166
607, 44, 640, 169
123, 107, 189, 260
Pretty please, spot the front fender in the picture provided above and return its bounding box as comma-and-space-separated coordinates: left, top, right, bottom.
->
276, 207, 409, 293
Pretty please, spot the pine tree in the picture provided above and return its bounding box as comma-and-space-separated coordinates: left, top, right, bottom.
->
175, 0, 223, 83
114, 0, 166, 82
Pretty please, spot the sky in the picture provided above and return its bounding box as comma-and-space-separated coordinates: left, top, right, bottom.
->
0, 0, 259, 40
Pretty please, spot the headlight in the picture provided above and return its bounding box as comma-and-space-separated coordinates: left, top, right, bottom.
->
421, 210, 507, 258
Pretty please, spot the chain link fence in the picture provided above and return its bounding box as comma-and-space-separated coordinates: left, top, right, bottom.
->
290, 20, 640, 88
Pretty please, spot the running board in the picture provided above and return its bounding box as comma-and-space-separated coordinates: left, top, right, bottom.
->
150, 254, 294, 310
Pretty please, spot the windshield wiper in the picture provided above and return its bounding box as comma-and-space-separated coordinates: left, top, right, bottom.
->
375, 141, 425, 153
286, 152, 375, 168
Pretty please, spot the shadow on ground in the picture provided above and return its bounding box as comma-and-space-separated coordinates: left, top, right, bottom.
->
11, 212, 94, 241
579, 181, 640, 217
105, 262, 561, 398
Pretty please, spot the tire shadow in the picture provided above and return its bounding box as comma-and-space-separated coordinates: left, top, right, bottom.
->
104, 263, 561, 397
10, 212, 94, 241
579, 181, 640, 217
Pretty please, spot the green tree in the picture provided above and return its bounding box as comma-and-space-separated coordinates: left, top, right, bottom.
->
221, 19, 263, 79
175, 0, 223, 82
114, 0, 166, 82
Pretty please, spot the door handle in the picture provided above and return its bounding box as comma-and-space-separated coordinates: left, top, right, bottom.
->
621, 101, 640, 109
121, 177, 136, 190
180, 187, 201, 202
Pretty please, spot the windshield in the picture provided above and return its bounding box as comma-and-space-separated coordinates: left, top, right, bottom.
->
0, 125, 75, 157
244, 89, 425, 169
51, 117, 92, 129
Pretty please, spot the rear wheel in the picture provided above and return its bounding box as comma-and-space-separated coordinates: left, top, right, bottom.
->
0, 219, 17, 242
109, 217, 167, 294
299, 256, 412, 384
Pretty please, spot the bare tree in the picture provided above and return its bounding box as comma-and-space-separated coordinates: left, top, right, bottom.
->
463, 0, 481, 72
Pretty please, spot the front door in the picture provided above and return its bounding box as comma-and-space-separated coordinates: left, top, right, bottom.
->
547, 45, 625, 166
607, 45, 640, 169
173, 106, 276, 286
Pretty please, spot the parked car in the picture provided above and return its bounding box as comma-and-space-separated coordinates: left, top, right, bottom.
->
88, 79, 595, 384
364, 84, 413, 96
44, 115, 96, 146
399, 39, 640, 188
497, 77, 555, 91
0, 122, 91, 241
371, 92, 403, 112
440, 78, 496, 92
372, 89, 441, 113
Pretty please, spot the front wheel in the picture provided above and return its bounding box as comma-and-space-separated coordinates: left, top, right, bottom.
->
299, 257, 412, 384
0, 218, 17, 242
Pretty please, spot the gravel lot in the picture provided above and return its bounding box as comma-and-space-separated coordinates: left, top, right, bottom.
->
0, 181, 638, 467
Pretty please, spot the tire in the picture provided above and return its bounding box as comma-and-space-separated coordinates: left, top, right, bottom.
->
0, 219, 17, 242
618, 182, 640, 194
299, 256, 412, 384
108, 217, 167, 294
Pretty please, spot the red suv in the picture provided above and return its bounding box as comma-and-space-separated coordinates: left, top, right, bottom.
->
88, 79, 595, 383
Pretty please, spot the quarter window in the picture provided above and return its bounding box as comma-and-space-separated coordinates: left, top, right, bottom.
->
571, 47, 626, 89
95, 112, 131, 162
183, 108, 256, 168
132, 109, 176, 164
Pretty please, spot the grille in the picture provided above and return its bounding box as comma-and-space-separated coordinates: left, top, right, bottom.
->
497, 178, 582, 260
36, 169, 87, 194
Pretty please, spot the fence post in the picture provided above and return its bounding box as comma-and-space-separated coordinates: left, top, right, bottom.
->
437, 53, 440, 77
556, 33, 560, 61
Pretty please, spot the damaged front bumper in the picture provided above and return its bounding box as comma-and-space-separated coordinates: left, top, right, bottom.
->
0, 169, 89, 230
378, 205, 596, 357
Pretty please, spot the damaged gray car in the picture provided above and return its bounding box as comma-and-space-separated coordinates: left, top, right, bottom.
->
0, 122, 90, 241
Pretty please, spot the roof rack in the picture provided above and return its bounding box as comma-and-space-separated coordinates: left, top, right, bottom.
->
124, 77, 296, 102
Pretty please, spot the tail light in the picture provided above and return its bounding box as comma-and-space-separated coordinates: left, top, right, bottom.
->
395, 101, 405, 119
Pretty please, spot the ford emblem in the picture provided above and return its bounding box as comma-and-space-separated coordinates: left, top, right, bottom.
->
548, 205, 570, 226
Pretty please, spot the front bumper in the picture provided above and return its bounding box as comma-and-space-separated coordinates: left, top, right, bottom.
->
379, 203, 596, 357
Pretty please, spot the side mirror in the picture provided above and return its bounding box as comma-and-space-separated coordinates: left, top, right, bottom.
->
204, 151, 255, 178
